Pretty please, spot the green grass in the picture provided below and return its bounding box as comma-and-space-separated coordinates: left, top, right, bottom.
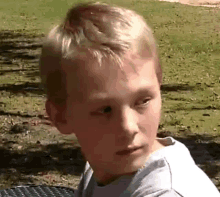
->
0, 0, 220, 136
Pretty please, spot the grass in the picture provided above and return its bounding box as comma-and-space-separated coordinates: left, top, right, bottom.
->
0, 0, 220, 190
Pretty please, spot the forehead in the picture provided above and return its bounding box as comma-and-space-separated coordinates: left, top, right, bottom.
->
63, 52, 158, 103
69, 52, 155, 79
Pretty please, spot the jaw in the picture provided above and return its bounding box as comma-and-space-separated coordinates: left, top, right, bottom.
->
151, 139, 165, 153
91, 139, 165, 184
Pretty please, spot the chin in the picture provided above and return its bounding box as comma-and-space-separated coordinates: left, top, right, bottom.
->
118, 154, 148, 175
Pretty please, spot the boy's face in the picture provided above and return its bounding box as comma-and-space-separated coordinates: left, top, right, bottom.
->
53, 52, 162, 183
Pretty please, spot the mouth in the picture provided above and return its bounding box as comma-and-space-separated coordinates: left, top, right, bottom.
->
116, 146, 143, 156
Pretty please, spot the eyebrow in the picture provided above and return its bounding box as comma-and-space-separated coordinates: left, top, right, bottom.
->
88, 86, 156, 102
89, 92, 110, 101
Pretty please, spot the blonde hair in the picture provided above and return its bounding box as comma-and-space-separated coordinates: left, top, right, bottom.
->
40, 2, 162, 105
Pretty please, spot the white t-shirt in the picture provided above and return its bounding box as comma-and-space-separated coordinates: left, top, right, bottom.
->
75, 137, 220, 197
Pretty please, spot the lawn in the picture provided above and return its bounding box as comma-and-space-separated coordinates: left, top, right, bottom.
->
0, 0, 219, 190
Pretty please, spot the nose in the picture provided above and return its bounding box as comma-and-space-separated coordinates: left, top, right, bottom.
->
116, 106, 139, 142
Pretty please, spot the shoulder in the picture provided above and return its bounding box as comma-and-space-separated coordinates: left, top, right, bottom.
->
157, 137, 219, 196
126, 137, 220, 197
126, 154, 173, 196
75, 161, 93, 197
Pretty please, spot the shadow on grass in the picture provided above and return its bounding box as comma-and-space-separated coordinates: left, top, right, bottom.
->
0, 82, 44, 96
0, 30, 43, 92
161, 82, 208, 93
0, 30, 42, 62
0, 141, 86, 190
172, 105, 220, 111
0, 68, 38, 75
0, 110, 38, 118
161, 83, 195, 92
0, 143, 85, 176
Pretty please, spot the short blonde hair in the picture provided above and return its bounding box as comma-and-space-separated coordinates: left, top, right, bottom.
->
40, 2, 162, 105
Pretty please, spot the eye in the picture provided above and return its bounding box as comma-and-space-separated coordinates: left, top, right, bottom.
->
100, 106, 112, 114
136, 98, 151, 107
92, 106, 112, 115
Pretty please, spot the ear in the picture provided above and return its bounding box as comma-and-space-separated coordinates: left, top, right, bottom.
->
45, 99, 74, 135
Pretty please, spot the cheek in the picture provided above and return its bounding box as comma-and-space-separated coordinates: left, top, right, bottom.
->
77, 132, 115, 163
75, 123, 113, 151
149, 96, 161, 121
140, 99, 161, 134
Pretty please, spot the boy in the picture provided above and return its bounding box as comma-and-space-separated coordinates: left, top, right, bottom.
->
39, 2, 219, 196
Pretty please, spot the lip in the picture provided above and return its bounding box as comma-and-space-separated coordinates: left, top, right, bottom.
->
116, 146, 143, 156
